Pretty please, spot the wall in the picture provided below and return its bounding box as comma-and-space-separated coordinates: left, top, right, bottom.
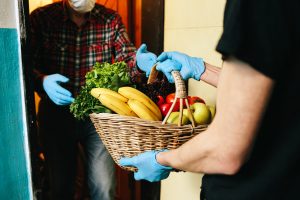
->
161, 0, 226, 199
0, 0, 32, 200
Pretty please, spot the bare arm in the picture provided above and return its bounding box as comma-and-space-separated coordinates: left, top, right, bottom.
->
201, 62, 221, 87
157, 58, 274, 174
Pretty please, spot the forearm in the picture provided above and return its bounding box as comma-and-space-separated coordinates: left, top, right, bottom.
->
157, 58, 274, 174
200, 62, 221, 87
157, 128, 230, 173
157, 125, 239, 174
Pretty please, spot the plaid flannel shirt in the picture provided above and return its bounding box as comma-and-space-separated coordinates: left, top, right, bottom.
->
30, 2, 141, 97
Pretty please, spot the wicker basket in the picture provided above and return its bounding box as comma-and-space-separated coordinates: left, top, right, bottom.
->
90, 71, 208, 171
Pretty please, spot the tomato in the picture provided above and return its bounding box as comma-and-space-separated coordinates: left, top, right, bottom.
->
159, 102, 180, 117
166, 92, 189, 107
159, 103, 172, 117
165, 93, 205, 107
156, 95, 165, 106
187, 96, 206, 105
165, 93, 176, 104
172, 102, 180, 112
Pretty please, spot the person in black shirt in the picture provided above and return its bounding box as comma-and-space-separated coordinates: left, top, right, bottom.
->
120, 0, 300, 199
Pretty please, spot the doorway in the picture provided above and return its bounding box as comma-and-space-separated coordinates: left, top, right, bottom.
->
21, 0, 165, 199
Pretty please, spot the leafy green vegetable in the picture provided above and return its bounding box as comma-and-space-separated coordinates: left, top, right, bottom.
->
85, 62, 131, 91
70, 61, 132, 120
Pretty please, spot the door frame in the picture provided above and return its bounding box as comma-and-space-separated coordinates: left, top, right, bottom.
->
140, 0, 165, 54
19, 0, 43, 198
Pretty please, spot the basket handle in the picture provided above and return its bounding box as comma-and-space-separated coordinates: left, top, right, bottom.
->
161, 71, 196, 127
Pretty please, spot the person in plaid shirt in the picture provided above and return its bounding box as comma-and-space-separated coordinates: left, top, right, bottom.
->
30, 0, 160, 199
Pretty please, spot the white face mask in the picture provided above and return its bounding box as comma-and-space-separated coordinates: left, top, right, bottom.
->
68, 0, 96, 13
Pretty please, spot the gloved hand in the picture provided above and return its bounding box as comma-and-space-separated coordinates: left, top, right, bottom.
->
136, 44, 157, 77
157, 51, 205, 81
43, 74, 75, 106
119, 150, 172, 182
155, 59, 182, 83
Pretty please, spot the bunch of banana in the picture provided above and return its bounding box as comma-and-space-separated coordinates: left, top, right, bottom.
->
127, 99, 159, 121
90, 88, 137, 117
91, 88, 128, 102
90, 87, 162, 121
118, 87, 162, 121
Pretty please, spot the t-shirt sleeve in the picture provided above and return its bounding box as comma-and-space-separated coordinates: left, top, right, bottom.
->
216, 0, 292, 80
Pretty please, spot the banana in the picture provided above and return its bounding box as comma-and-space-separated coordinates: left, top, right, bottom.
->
91, 88, 128, 102
118, 87, 162, 120
98, 94, 137, 117
127, 99, 159, 121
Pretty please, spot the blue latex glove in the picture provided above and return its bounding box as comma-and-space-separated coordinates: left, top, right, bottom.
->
155, 59, 182, 83
136, 44, 157, 77
157, 51, 205, 81
43, 74, 75, 106
119, 150, 172, 182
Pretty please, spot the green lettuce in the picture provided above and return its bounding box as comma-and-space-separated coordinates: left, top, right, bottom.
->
70, 61, 132, 120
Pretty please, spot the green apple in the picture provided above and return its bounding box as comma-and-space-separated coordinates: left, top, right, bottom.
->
183, 108, 194, 123
166, 112, 190, 125
207, 105, 216, 119
190, 103, 211, 125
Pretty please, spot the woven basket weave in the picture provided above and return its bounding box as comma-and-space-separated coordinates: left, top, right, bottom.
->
90, 71, 208, 171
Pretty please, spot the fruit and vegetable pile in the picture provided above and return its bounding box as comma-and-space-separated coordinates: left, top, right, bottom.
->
89, 87, 215, 126
156, 93, 215, 125
70, 61, 215, 126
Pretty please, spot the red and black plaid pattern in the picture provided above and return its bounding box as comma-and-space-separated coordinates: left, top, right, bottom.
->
30, 1, 137, 96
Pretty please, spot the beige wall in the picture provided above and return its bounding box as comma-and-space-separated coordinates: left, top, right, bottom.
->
161, 0, 226, 199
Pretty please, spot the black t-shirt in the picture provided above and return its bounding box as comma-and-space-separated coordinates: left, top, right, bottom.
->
202, 0, 300, 199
